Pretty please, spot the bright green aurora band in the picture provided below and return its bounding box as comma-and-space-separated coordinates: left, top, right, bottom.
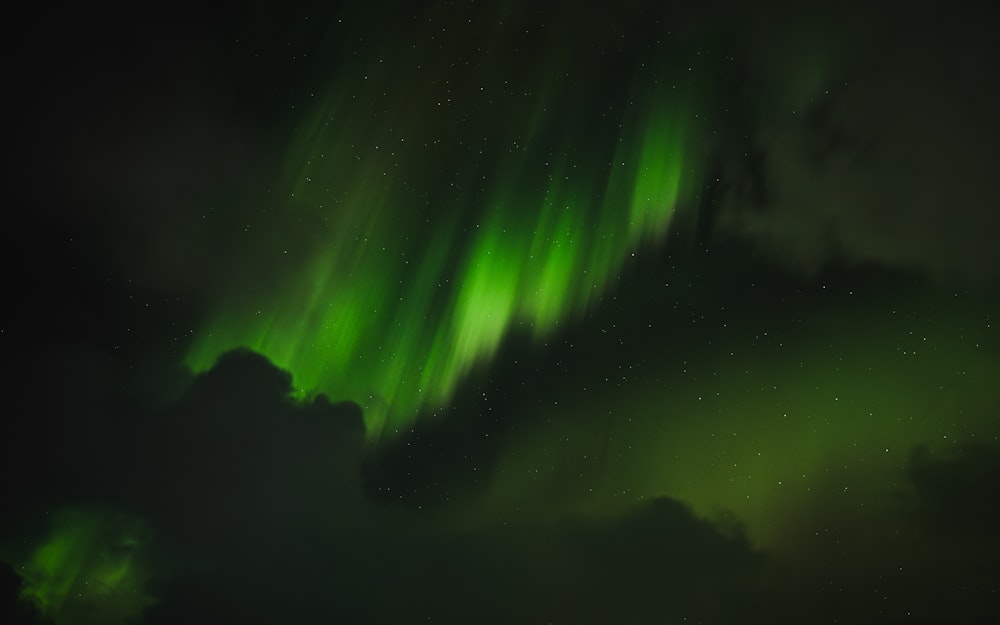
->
185, 12, 709, 438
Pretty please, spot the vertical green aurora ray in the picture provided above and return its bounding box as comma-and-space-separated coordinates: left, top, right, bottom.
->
185, 8, 708, 437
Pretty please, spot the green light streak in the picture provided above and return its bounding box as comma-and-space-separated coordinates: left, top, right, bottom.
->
185, 10, 708, 438
13, 508, 154, 625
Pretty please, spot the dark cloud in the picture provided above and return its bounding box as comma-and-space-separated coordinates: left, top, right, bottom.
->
536, 498, 772, 624
1, 346, 778, 623
4, 344, 1000, 624
134, 354, 777, 623
132, 350, 366, 558
0, 561, 42, 625
141, 495, 777, 625
0, 347, 775, 623
713, 4, 1000, 284
906, 444, 1000, 539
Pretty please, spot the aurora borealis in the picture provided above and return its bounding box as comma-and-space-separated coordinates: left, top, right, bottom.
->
13, 508, 153, 624
2, 1, 999, 624
182, 7, 706, 437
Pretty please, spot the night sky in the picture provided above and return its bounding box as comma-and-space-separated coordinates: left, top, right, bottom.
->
3, 1, 999, 624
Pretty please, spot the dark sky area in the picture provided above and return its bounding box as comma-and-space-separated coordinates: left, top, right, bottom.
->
2, 1, 999, 624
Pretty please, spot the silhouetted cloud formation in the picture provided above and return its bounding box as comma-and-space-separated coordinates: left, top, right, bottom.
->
714, 4, 1000, 283
3, 349, 997, 624
908, 444, 1000, 538
135, 352, 778, 624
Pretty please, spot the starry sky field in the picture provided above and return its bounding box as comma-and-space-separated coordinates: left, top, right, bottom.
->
2, 1, 999, 623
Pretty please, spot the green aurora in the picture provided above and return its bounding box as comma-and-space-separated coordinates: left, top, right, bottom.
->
475, 288, 1000, 556
4, 2, 999, 624
11, 508, 153, 625
184, 5, 710, 438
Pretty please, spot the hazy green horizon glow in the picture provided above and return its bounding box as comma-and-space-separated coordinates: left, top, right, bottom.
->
476, 293, 1000, 556
185, 10, 706, 438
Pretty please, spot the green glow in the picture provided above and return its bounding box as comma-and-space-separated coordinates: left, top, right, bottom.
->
14, 508, 154, 625
185, 10, 708, 438
478, 295, 1000, 557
